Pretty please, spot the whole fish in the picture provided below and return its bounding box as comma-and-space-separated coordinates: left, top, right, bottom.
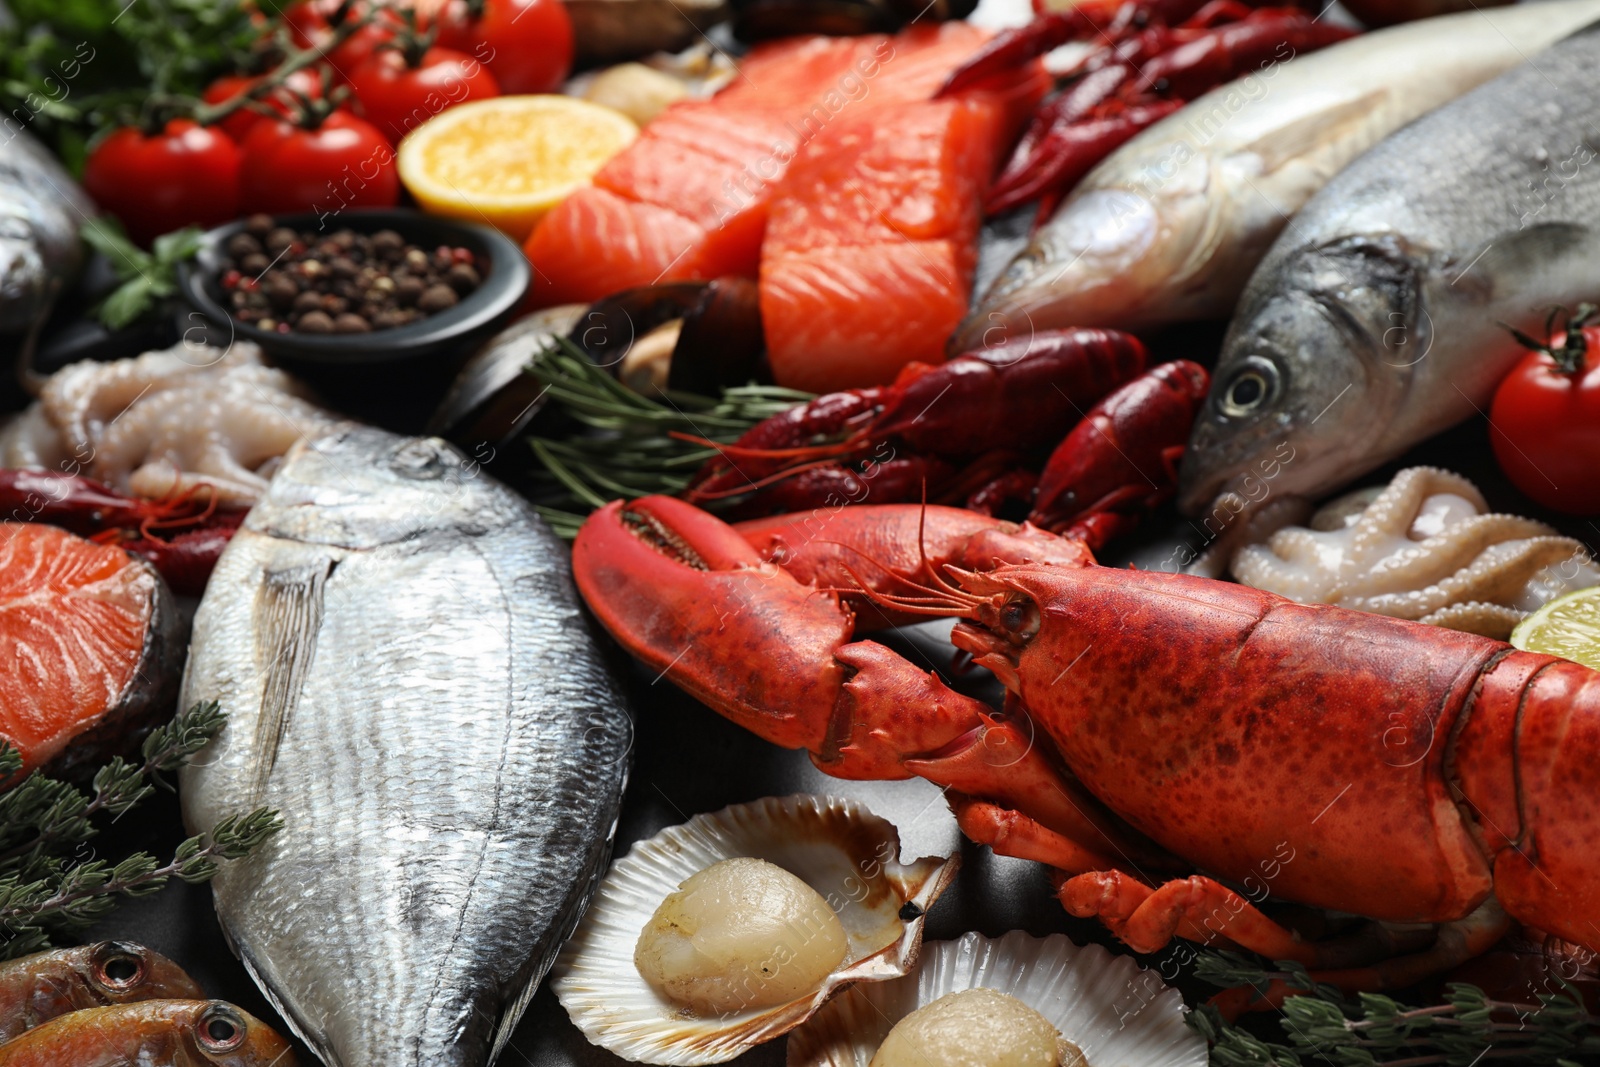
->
0, 999, 294, 1067
0, 123, 92, 334
179, 428, 633, 1067
1178, 23, 1600, 523
0, 942, 202, 1042
954, 1, 1600, 350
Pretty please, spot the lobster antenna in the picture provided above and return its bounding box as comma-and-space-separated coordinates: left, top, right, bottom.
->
914, 481, 975, 605
684, 458, 846, 502
810, 537, 983, 616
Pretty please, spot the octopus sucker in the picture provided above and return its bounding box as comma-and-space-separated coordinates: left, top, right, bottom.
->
0, 342, 346, 507
1230, 467, 1600, 639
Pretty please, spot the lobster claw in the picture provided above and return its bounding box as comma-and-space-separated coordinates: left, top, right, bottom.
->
573, 496, 851, 754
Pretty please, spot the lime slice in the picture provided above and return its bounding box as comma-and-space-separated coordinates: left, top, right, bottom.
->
1510, 586, 1600, 669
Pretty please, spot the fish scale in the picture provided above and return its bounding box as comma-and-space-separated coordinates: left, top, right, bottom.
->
1179, 19, 1600, 521
180, 427, 632, 1067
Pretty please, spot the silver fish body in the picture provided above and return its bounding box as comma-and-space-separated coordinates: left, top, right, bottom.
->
179, 427, 632, 1067
955, 0, 1600, 350
0, 123, 91, 333
1178, 21, 1600, 518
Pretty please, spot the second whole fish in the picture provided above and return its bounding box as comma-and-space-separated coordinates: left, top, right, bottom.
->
179, 427, 633, 1067
955, 0, 1600, 348
1178, 22, 1600, 523
0, 1000, 293, 1067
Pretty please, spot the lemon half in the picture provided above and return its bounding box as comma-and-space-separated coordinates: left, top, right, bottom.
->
397, 95, 638, 240
1510, 585, 1600, 669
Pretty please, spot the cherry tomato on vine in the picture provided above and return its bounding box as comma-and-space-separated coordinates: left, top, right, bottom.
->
238, 110, 399, 216
348, 45, 499, 144
419, 0, 573, 94
83, 119, 241, 246
1490, 307, 1600, 514
202, 68, 324, 142
282, 0, 404, 76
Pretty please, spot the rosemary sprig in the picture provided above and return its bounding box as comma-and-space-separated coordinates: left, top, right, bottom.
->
526, 339, 811, 537
0, 701, 280, 960
1188, 949, 1600, 1066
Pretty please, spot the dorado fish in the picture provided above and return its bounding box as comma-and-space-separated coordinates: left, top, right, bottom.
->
954, 0, 1600, 349
1178, 22, 1600, 523
179, 427, 633, 1067
0, 123, 91, 334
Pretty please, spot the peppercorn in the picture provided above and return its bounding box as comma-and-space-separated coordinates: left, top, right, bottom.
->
299, 310, 335, 333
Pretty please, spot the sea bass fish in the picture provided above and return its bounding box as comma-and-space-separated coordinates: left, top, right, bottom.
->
0, 123, 92, 333
954, 0, 1600, 349
180, 427, 633, 1067
1177, 22, 1600, 521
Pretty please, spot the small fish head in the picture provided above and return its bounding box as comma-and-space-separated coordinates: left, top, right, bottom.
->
183, 1001, 298, 1066
83, 941, 205, 1004
1178, 289, 1387, 522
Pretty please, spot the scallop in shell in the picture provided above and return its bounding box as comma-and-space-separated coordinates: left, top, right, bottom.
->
788, 931, 1206, 1067
553, 794, 960, 1066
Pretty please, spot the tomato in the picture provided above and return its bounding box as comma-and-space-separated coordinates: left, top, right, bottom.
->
281, 0, 403, 76
1490, 310, 1600, 514
419, 0, 573, 94
202, 68, 324, 142
238, 110, 399, 216
348, 45, 500, 144
82, 119, 241, 246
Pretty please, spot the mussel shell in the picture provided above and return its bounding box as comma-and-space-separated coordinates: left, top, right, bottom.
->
786, 931, 1206, 1067
669, 276, 764, 395
426, 304, 584, 448
554, 794, 960, 1066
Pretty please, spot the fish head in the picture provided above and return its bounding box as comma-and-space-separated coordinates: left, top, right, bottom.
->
82, 941, 205, 1004
254, 427, 515, 548
955, 186, 1196, 350
1178, 235, 1423, 521
182, 1001, 298, 1066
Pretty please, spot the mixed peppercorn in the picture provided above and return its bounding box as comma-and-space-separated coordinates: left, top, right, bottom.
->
217, 215, 485, 334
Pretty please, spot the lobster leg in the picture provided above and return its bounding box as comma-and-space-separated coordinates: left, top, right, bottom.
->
954, 797, 1127, 872
1060, 870, 1320, 961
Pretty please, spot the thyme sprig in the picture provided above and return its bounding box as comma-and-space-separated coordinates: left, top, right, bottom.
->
1188, 949, 1600, 1067
0, 701, 280, 960
526, 339, 811, 538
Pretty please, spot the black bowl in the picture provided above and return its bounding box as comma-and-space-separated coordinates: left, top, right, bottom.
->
177, 209, 530, 431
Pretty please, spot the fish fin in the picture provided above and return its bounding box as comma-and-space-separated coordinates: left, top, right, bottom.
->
1293, 234, 1424, 361
1450, 222, 1592, 303
236, 942, 345, 1067
1240, 88, 1390, 175
249, 560, 333, 806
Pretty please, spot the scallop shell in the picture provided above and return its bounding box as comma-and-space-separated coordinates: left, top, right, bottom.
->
553, 794, 961, 1066
787, 931, 1206, 1067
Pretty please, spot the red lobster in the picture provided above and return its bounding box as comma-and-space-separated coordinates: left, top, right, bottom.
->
683, 328, 1208, 551
941, 0, 1356, 215
573, 498, 1600, 994
0, 469, 246, 597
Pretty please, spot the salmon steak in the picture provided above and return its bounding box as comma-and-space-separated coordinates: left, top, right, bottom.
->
0, 522, 182, 779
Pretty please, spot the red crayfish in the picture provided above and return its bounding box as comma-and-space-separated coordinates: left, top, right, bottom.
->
940, 0, 1356, 215
573, 496, 1600, 1000
0, 469, 245, 597
682, 328, 1208, 551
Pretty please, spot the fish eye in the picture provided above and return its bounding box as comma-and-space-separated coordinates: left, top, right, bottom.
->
92, 943, 145, 990
998, 595, 1040, 640
196, 1006, 246, 1053
1219, 357, 1279, 417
